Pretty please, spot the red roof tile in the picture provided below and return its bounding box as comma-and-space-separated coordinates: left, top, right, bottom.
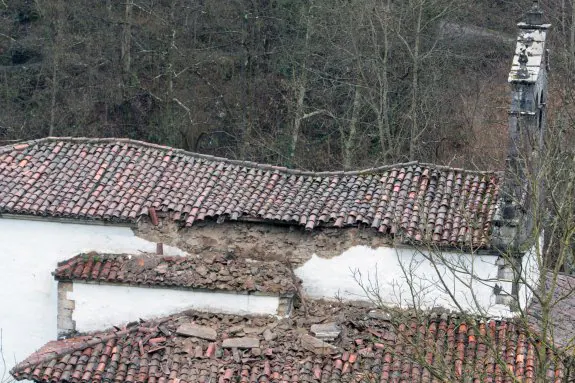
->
0, 138, 502, 248
54, 253, 297, 295
11, 305, 568, 383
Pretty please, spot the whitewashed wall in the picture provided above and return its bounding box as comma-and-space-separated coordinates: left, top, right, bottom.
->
0, 218, 184, 376
0, 215, 541, 380
295, 245, 518, 317
68, 283, 280, 333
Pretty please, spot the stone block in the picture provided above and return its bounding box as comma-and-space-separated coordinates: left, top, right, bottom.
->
277, 295, 293, 317
263, 329, 277, 341
58, 282, 74, 293
300, 334, 339, 355
60, 299, 75, 310
176, 324, 217, 341
222, 337, 260, 349
310, 322, 341, 340
57, 316, 75, 331
368, 309, 391, 320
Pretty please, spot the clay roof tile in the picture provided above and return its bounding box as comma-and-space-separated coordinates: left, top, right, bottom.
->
53, 252, 297, 295
0, 138, 502, 249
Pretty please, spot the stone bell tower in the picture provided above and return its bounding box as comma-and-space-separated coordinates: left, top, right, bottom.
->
495, 1, 550, 251
492, 2, 550, 308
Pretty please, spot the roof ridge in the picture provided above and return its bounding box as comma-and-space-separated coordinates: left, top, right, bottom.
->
0, 137, 501, 176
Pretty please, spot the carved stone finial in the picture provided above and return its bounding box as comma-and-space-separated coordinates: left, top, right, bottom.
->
517, 48, 529, 79
525, 1, 543, 25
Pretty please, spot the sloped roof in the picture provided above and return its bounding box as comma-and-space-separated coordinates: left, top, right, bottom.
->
0, 138, 501, 248
54, 252, 297, 295
11, 304, 566, 383
528, 271, 575, 349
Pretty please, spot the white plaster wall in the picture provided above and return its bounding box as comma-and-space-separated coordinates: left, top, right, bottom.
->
69, 283, 279, 332
295, 245, 513, 317
0, 218, 184, 375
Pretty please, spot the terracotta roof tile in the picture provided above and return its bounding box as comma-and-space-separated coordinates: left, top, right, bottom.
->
11, 305, 568, 383
0, 138, 502, 248
54, 253, 297, 295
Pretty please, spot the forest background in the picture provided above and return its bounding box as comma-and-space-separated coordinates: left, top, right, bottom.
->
0, 0, 572, 171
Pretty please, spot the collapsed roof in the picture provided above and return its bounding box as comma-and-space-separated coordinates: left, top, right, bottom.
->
11, 302, 567, 383
0, 138, 501, 249
54, 252, 297, 296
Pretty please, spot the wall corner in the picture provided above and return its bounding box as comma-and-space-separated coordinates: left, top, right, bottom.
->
57, 281, 76, 339
494, 254, 522, 311
277, 294, 294, 317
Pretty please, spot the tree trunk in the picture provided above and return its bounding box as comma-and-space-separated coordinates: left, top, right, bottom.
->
288, 5, 312, 164
380, 0, 392, 160
290, 70, 307, 164
561, 0, 566, 35
343, 85, 361, 170
121, 0, 133, 91
166, 0, 177, 131
239, 6, 253, 159
49, 0, 64, 136
571, 1, 575, 65
409, 2, 422, 161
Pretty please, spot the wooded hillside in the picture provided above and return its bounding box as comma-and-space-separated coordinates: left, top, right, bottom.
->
0, 0, 569, 171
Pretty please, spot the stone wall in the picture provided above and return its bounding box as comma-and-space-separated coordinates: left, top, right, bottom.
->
57, 282, 75, 339
135, 219, 523, 317
136, 219, 392, 267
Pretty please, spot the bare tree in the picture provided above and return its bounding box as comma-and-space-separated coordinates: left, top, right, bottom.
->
350, 106, 575, 380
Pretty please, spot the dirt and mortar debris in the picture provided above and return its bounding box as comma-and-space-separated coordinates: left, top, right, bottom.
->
136, 219, 392, 267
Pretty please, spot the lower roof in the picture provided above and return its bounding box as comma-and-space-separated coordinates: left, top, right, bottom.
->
0, 138, 501, 249
11, 302, 567, 383
54, 252, 297, 295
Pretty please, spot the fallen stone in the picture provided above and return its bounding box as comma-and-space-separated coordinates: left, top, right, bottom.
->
176, 324, 217, 341
228, 325, 245, 335
244, 327, 264, 335
244, 278, 256, 290
232, 347, 241, 362
149, 337, 167, 345
263, 329, 277, 341
310, 322, 341, 340
300, 334, 339, 355
195, 265, 208, 277
154, 263, 168, 274
222, 337, 260, 349
181, 339, 196, 354
266, 322, 279, 330
252, 318, 266, 327
194, 345, 203, 358
368, 309, 391, 320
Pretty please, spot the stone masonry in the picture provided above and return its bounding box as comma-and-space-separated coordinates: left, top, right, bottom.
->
57, 282, 75, 339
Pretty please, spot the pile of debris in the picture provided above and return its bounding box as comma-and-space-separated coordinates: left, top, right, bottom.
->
12, 301, 555, 382
54, 252, 297, 294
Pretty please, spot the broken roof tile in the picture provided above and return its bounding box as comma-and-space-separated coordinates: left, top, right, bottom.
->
53, 252, 297, 295
10, 304, 569, 383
